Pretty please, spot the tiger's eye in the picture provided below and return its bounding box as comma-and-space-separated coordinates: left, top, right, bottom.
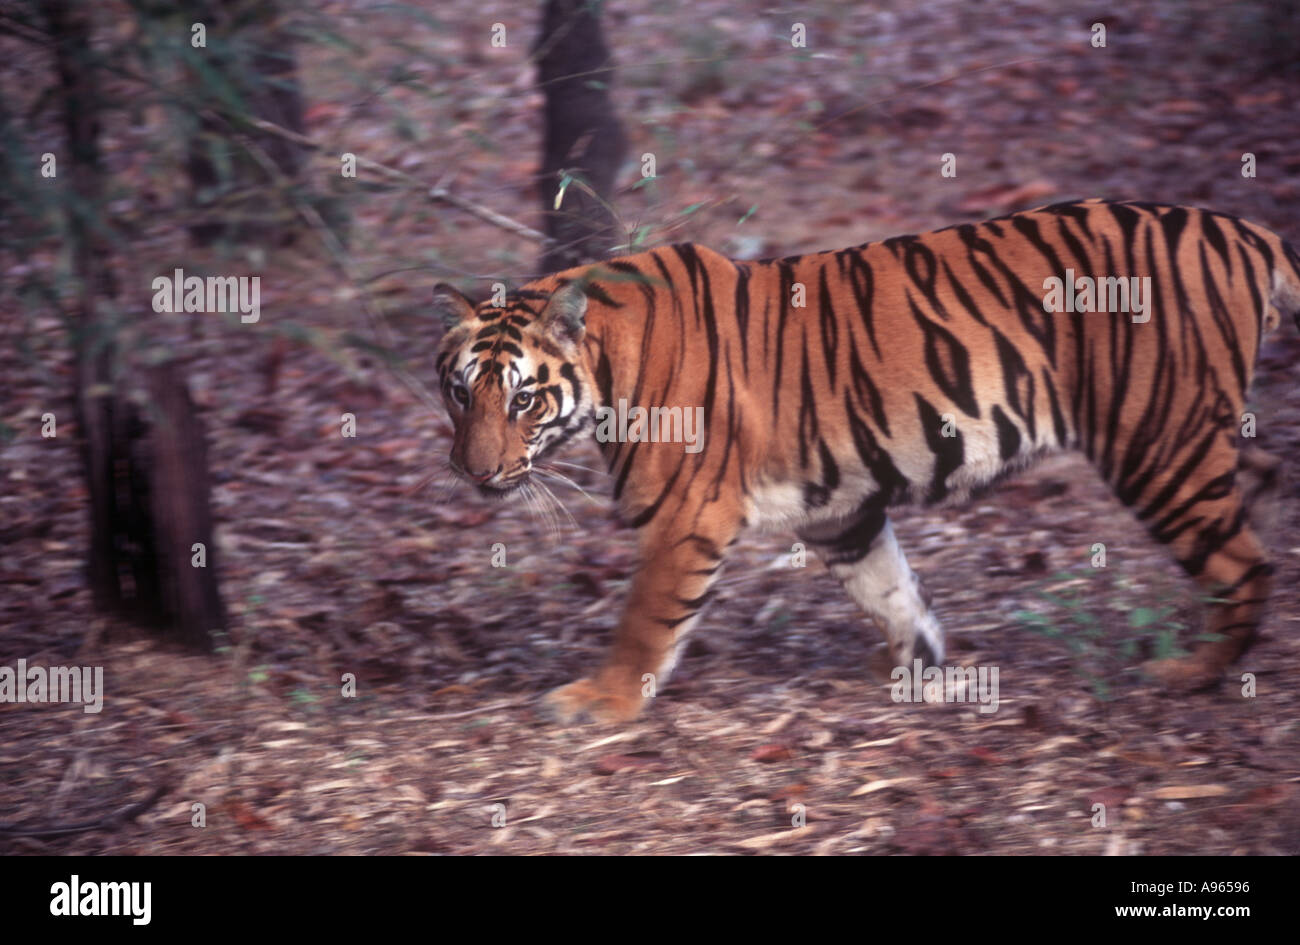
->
514, 391, 534, 410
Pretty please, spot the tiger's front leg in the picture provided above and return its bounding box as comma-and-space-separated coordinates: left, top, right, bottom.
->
543, 512, 739, 724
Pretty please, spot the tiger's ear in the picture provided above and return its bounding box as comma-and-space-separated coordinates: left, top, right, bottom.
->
539, 282, 588, 345
432, 283, 477, 328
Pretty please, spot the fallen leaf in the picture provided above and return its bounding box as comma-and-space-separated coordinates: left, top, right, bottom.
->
751, 743, 792, 763
594, 752, 662, 776
850, 777, 916, 797
734, 826, 818, 851
1149, 784, 1230, 800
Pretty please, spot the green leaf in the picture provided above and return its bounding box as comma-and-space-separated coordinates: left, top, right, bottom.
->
1154, 630, 1181, 660
554, 174, 572, 210
1128, 607, 1159, 628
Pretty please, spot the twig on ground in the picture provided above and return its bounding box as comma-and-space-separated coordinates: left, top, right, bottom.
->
0, 783, 170, 838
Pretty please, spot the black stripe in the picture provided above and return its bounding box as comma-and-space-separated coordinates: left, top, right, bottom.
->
845, 392, 908, 503
1199, 212, 1233, 275
817, 265, 839, 386
1042, 366, 1068, 446
735, 266, 752, 371
805, 499, 887, 565
910, 300, 979, 418
915, 393, 964, 504
847, 342, 890, 436
991, 404, 1022, 461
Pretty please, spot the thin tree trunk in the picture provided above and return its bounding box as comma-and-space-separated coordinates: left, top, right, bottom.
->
535, 0, 627, 271
45, 0, 224, 649
44, 0, 119, 613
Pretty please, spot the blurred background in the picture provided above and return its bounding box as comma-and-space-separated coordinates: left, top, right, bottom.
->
1, 0, 1298, 854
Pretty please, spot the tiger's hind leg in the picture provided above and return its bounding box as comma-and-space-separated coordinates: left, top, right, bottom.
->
800, 504, 946, 673
1117, 442, 1273, 690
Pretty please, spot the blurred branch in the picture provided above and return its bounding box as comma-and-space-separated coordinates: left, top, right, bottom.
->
224, 119, 441, 411
232, 113, 551, 245
0, 13, 51, 46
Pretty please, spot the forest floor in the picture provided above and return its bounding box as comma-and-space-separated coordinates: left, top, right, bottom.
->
2, 0, 1299, 854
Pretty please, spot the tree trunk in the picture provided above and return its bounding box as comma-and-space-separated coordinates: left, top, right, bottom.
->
535, 0, 627, 272
45, 0, 224, 649
139, 364, 226, 646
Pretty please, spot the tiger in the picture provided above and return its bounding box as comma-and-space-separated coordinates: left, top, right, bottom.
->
432, 198, 1300, 725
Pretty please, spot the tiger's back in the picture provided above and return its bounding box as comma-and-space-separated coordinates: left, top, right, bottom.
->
434, 198, 1300, 724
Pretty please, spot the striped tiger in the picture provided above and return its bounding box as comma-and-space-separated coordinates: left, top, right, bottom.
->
433, 198, 1300, 724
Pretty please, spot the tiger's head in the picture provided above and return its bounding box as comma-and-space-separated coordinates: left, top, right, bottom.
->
433, 281, 596, 495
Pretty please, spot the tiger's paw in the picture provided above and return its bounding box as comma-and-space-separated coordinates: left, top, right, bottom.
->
541, 677, 645, 725
1141, 656, 1223, 692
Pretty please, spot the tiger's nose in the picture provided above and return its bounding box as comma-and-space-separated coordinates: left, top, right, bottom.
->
468, 465, 501, 483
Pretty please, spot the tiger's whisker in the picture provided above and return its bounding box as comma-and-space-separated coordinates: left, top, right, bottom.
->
432, 469, 460, 505
407, 467, 447, 497
535, 466, 601, 505
517, 481, 541, 527
535, 482, 568, 539
532, 475, 578, 533
545, 459, 604, 477
522, 481, 563, 540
